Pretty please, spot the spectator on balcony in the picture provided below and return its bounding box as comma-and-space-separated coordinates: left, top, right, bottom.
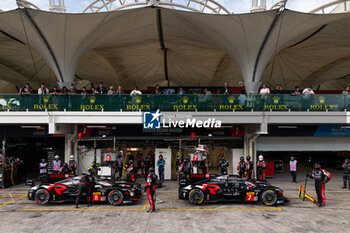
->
91, 87, 98, 95
68, 83, 78, 95
239, 90, 246, 106
203, 88, 212, 95
130, 86, 142, 96
96, 82, 107, 94
18, 83, 33, 95
302, 86, 315, 96
81, 87, 88, 95
222, 82, 232, 95
51, 86, 60, 95
152, 84, 162, 94
37, 83, 50, 95
275, 84, 283, 94
342, 86, 349, 95
178, 87, 185, 95
107, 86, 115, 95
61, 86, 68, 95
115, 86, 124, 95
291, 86, 301, 96
259, 84, 270, 95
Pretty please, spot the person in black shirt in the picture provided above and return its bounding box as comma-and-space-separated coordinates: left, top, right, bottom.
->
19, 83, 33, 95
152, 84, 162, 94
75, 172, 93, 208
222, 82, 232, 95
96, 82, 107, 94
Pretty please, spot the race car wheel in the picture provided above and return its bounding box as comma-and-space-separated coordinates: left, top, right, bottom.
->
34, 189, 50, 205
189, 189, 205, 205
108, 190, 124, 206
261, 190, 277, 206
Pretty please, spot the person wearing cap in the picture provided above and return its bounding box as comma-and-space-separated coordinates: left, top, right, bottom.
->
125, 160, 136, 182
256, 155, 266, 181
290, 156, 297, 183
307, 163, 332, 207
145, 167, 158, 213
68, 155, 77, 175
52, 155, 61, 174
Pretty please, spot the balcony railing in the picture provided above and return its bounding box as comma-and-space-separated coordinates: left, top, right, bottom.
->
0, 94, 349, 112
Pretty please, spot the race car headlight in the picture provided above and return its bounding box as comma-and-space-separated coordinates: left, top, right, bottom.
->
130, 191, 135, 197
184, 185, 192, 190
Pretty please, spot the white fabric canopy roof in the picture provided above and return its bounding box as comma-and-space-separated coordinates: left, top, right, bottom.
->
0, 7, 349, 92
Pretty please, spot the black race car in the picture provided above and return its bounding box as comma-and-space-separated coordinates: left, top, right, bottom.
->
27, 176, 142, 206
179, 175, 289, 206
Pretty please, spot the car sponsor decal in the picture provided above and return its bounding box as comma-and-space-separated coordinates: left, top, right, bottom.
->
47, 184, 67, 195
201, 184, 220, 195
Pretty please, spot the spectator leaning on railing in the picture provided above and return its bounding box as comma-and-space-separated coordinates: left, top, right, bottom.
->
275, 84, 283, 94
51, 86, 60, 95
152, 84, 162, 94
81, 87, 88, 95
302, 86, 315, 96
107, 86, 115, 95
178, 87, 185, 95
96, 82, 107, 94
61, 86, 68, 95
114, 86, 124, 95
290, 86, 301, 96
259, 84, 270, 95
37, 83, 49, 95
221, 82, 232, 95
18, 83, 33, 95
130, 86, 142, 96
68, 83, 78, 95
91, 87, 98, 95
342, 86, 349, 95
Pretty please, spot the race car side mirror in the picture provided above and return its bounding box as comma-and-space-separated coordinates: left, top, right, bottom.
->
26, 179, 35, 187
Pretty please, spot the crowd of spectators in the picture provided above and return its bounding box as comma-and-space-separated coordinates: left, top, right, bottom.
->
18, 81, 350, 96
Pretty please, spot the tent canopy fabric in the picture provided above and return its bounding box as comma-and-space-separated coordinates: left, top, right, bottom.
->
0, 7, 349, 92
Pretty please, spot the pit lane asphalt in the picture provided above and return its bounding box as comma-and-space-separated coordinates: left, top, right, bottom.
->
0, 179, 349, 233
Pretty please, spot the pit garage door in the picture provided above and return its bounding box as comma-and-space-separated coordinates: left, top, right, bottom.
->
257, 137, 350, 151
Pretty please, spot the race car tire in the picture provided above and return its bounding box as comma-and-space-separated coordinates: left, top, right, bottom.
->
108, 190, 124, 206
189, 188, 205, 205
34, 189, 50, 205
261, 190, 278, 206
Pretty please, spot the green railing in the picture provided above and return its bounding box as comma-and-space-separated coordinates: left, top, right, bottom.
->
0, 94, 349, 112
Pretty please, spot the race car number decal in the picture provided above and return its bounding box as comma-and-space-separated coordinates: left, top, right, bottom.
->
93, 192, 101, 202
246, 192, 255, 201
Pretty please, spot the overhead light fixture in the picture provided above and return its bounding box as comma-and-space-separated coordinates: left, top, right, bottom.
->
127, 148, 140, 152
340, 126, 350, 129
277, 126, 297, 129
86, 126, 107, 128
21, 126, 42, 129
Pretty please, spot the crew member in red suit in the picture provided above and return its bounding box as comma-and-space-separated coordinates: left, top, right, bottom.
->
308, 163, 332, 207
246, 156, 254, 180
257, 155, 266, 181
145, 167, 158, 213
